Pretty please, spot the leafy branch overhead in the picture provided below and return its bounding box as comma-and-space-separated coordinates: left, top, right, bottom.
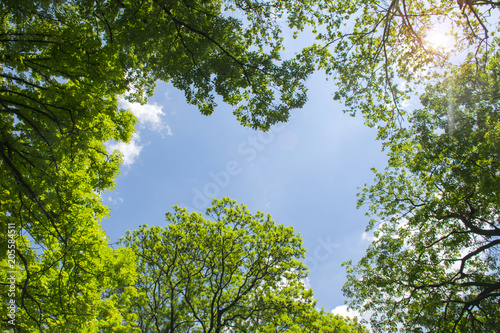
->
2, 0, 500, 331
336, 1, 500, 331
314, 0, 500, 136
0, 0, 347, 330
107, 0, 326, 130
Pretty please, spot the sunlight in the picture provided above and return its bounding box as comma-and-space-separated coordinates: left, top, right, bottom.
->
425, 29, 450, 51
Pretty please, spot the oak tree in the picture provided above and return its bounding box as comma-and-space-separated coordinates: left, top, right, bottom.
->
0, 0, 326, 330
121, 198, 367, 333
314, 0, 500, 137
344, 44, 500, 332
309, 0, 500, 331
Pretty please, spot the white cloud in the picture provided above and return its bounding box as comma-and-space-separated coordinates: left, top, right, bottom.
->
119, 99, 172, 136
361, 231, 374, 242
107, 133, 143, 166
331, 305, 361, 319
104, 193, 124, 206
302, 277, 311, 289
332, 305, 372, 331
107, 99, 172, 167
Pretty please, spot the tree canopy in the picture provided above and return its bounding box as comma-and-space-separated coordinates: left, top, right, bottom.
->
314, 0, 500, 137
344, 49, 500, 331
334, 1, 500, 332
0, 0, 326, 329
3, 0, 499, 331
120, 198, 367, 333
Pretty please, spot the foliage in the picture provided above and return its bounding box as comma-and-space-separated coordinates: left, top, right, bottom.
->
0, 0, 139, 329
120, 198, 367, 333
344, 43, 500, 332
258, 306, 369, 333
314, 0, 500, 137
314, 0, 500, 331
7, 0, 500, 331
0, 0, 328, 329
1, 238, 139, 332
83, 0, 329, 130
292, 308, 369, 333
315, 310, 368, 333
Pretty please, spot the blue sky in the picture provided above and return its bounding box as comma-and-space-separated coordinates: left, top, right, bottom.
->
102, 70, 389, 315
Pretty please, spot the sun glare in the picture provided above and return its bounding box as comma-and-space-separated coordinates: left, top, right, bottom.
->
425, 30, 450, 51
